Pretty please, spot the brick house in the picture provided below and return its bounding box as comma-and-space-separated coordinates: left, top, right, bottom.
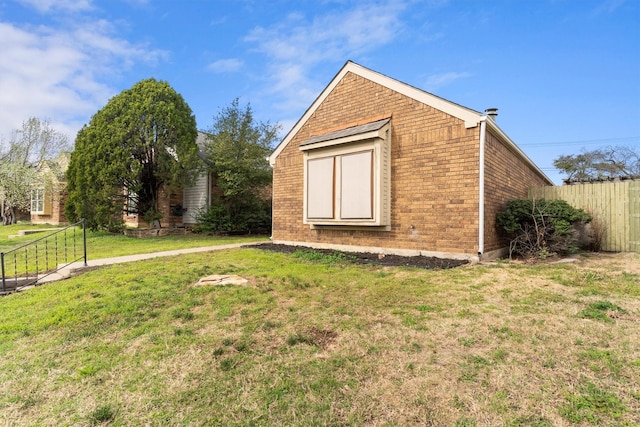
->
268, 61, 552, 261
30, 153, 70, 225
124, 132, 218, 229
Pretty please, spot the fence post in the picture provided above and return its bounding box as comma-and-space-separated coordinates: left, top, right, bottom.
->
83, 219, 87, 267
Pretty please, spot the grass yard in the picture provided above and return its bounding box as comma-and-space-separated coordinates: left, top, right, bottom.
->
0, 223, 268, 260
0, 248, 639, 426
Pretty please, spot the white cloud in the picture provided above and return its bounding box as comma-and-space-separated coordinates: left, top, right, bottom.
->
245, 1, 406, 114
591, 0, 629, 15
424, 71, 472, 91
15, 0, 93, 13
207, 58, 243, 73
0, 20, 169, 142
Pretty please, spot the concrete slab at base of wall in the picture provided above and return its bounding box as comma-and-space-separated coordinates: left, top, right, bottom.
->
480, 247, 510, 261
272, 240, 480, 263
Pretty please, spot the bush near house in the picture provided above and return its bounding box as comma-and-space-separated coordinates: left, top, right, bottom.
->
193, 197, 271, 235
496, 199, 592, 259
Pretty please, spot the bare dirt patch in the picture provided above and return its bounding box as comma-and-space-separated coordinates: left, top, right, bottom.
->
250, 243, 469, 269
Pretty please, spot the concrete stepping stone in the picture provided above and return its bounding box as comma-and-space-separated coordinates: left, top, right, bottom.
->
195, 274, 248, 286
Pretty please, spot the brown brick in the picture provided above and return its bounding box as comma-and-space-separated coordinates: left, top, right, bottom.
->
272, 70, 549, 257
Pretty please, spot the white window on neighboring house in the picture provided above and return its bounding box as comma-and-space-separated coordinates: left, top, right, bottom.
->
30, 188, 51, 215
125, 189, 138, 215
300, 118, 391, 229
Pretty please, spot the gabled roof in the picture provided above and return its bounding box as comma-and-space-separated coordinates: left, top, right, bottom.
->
269, 61, 483, 165
268, 61, 552, 184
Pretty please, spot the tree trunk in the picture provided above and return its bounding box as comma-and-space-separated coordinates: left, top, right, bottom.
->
2, 206, 16, 225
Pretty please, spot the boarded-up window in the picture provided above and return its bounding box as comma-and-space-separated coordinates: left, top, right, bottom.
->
300, 117, 391, 227
341, 151, 373, 219
307, 157, 334, 219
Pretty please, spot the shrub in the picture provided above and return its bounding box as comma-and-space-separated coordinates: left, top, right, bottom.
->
193, 196, 271, 235
496, 199, 591, 260
587, 215, 607, 252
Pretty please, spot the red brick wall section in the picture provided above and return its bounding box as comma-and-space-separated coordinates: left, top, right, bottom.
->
483, 130, 550, 253
272, 72, 481, 254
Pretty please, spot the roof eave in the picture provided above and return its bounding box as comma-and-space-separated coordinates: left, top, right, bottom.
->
484, 118, 554, 185
269, 60, 483, 166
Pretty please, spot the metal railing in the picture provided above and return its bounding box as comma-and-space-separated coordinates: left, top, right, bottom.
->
1, 220, 87, 294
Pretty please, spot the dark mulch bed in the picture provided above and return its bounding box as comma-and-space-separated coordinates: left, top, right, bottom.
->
248, 243, 469, 269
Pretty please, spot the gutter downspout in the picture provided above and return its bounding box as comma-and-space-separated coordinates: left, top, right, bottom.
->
269, 156, 275, 241
478, 118, 487, 259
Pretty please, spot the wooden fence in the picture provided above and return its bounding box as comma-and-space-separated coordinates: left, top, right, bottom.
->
529, 180, 640, 253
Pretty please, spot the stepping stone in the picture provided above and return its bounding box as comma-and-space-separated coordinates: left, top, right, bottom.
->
195, 274, 248, 286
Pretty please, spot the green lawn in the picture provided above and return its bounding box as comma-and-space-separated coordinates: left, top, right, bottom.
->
0, 223, 268, 259
1, 248, 638, 426
1, 224, 267, 281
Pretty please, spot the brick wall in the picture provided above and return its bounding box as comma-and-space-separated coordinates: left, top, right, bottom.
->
123, 185, 184, 228
273, 72, 482, 255
31, 187, 68, 225
483, 130, 550, 253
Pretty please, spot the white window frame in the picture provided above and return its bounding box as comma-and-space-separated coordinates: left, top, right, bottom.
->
301, 121, 391, 228
125, 188, 138, 216
30, 188, 50, 215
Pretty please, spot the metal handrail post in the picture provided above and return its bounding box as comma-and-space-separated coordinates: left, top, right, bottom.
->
83, 219, 87, 266
1, 252, 5, 293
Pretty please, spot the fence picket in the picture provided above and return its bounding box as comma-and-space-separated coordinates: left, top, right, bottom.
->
529, 181, 639, 253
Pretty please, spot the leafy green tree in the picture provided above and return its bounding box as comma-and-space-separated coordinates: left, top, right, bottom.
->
0, 117, 69, 225
554, 146, 640, 182
66, 78, 201, 230
196, 99, 279, 233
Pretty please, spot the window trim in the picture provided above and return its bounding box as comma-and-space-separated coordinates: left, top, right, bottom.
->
30, 188, 51, 215
301, 120, 391, 228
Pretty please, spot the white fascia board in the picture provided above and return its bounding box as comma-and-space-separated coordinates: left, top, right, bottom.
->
345, 62, 482, 128
269, 63, 353, 166
269, 61, 482, 166
484, 118, 554, 185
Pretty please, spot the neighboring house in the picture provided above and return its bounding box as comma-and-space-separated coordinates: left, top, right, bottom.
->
182, 132, 217, 225
269, 61, 553, 261
123, 132, 217, 228
31, 153, 70, 225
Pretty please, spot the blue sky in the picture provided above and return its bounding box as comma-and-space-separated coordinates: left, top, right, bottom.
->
1, 0, 638, 185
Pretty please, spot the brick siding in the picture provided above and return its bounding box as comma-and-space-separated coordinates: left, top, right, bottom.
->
31, 187, 68, 225
125, 185, 184, 228
483, 131, 550, 253
273, 72, 482, 254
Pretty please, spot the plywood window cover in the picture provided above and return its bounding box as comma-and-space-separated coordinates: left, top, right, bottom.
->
306, 156, 335, 219
340, 150, 373, 219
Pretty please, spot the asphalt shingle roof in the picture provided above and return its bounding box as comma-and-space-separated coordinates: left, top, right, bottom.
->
300, 118, 390, 147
